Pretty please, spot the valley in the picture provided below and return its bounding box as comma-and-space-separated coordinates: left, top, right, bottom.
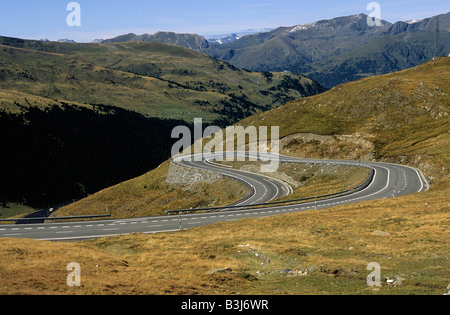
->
0, 36, 323, 211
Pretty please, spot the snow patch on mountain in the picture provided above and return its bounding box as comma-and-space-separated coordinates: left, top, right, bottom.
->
208, 34, 241, 45
404, 19, 422, 24
288, 22, 318, 33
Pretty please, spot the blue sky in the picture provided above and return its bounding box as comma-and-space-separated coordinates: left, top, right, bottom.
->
0, 0, 448, 42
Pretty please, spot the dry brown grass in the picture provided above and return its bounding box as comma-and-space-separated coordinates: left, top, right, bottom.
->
239, 58, 450, 182
1, 179, 448, 295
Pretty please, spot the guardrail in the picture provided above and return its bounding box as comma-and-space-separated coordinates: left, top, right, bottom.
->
0, 214, 111, 223
165, 168, 375, 215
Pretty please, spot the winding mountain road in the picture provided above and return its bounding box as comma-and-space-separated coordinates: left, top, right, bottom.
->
0, 152, 428, 241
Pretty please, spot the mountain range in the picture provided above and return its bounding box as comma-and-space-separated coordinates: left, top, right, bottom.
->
2, 10, 448, 209
56, 57, 450, 227
207, 33, 241, 45
0, 36, 323, 124
101, 12, 450, 88
101, 31, 212, 52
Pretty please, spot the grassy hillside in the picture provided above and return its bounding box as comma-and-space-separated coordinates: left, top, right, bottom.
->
0, 35, 324, 210
0, 58, 448, 295
51, 160, 251, 219
1, 179, 448, 295
240, 57, 450, 182
0, 36, 324, 125
102, 31, 211, 52
298, 31, 450, 87
55, 58, 449, 218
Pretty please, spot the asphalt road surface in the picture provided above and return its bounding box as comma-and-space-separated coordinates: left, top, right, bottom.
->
0, 152, 428, 241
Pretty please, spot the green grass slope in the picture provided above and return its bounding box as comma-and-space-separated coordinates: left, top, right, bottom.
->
0, 36, 324, 125
240, 57, 450, 182
56, 58, 449, 219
